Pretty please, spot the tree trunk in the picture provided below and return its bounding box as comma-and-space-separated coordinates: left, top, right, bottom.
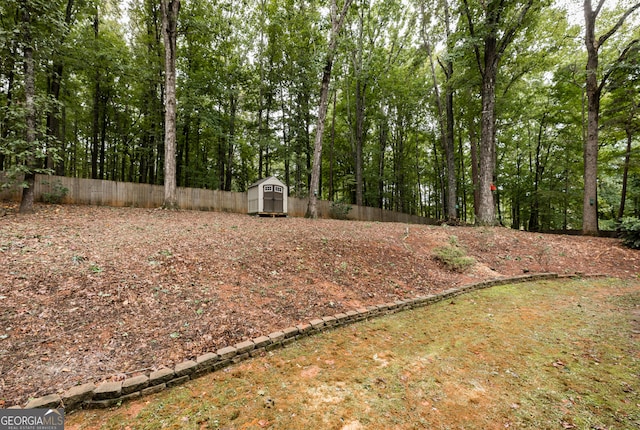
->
477, 53, 497, 225
618, 127, 633, 220
354, 78, 365, 207
329, 90, 337, 201
225, 91, 236, 191
99, 94, 108, 179
46, 0, 75, 176
462, 0, 535, 225
582, 0, 640, 234
0, 53, 15, 171
377, 111, 388, 209
161, 0, 180, 209
308, 0, 353, 218
583, 1, 600, 234
307, 59, 333, 217
280, 83, 291, 189
469, 117, 480, 219
19, 1, 36, 214
91, 14, 100, 180
458, 126, 468, 222
443, 0, 456, 223
423, 0, 457, 222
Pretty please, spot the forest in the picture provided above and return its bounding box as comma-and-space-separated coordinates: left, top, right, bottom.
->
0, 0, 639, 232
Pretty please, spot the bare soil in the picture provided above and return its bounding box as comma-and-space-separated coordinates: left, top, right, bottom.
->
1, 203, 639, 407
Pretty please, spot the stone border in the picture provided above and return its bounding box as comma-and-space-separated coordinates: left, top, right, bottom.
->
10, 273, 604, 412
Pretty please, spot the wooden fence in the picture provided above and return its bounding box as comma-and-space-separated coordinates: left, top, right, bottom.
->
0, 174, 435, 224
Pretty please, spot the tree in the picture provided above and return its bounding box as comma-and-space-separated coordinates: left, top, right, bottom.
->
420, 0, 457, 222
45, 0, 76, 176
11, 0, 64, 213
582, 0, 640, 234
161, 0, 180, 209
461, 0, 542, 225
307, 0, 353, 219
601, 42, 640, 220
18, 0, 37, 213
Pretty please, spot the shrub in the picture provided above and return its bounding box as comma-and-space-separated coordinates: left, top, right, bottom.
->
433, 241, 476, 272
330, 201, 352, 220
618, 217, 640, 249
41, 180, 68, 204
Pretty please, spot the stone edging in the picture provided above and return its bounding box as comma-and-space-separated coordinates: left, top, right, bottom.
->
9, 273, 604, 412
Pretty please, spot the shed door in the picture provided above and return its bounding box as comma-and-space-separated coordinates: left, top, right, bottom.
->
263, 184, 283, 213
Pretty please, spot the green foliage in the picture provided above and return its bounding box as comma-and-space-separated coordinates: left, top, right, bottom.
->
433, 237, 476, 272
41, 179, 68, 204
618, 217, 640, 249
0, 0, 635, 227
329, 201, 353, 220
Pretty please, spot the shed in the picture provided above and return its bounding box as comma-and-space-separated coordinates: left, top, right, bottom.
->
248, 176, 288, 216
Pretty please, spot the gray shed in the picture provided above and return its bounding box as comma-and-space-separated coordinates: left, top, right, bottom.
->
248, 176, 288, 216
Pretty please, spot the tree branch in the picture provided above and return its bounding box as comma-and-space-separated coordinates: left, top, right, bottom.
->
462, 0, 484, 78
594, 0, 606, 17
598, 2, 640, 47
599, 38, 640, 93
497, 0, 534, 57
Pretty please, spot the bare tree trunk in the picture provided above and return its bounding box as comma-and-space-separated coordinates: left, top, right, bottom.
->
161, 0, 180, 209
307, 0, 353, 218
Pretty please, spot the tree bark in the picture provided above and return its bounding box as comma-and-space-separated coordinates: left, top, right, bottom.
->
307, 0, 353, 218
477, 52, 497, 225
161, 0, 180, 209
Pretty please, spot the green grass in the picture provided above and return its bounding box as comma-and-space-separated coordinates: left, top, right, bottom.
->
432, 244, 476, 272
66, 278, 640, 430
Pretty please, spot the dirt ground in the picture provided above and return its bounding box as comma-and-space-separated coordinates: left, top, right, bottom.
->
1, 203, 639, 407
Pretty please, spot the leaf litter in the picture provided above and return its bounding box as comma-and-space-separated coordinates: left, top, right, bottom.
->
0, 202, 639, 407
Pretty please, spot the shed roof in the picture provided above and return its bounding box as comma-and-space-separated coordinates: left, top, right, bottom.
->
248, 176, 285, 189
